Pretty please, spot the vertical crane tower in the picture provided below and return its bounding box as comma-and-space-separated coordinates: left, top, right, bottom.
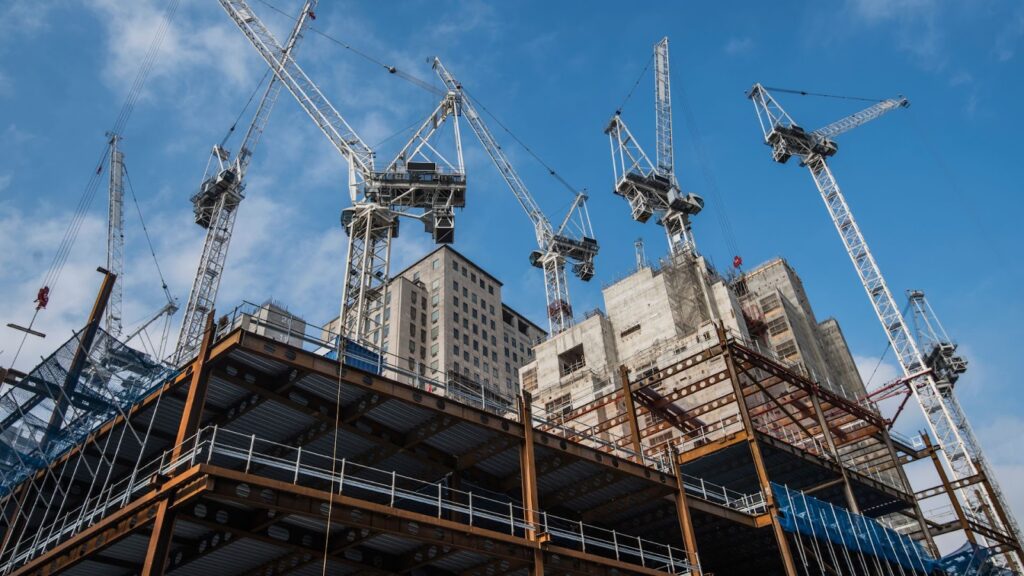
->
747, 84, 1023, 567
173, 1, 316, 365
605, 38, 704, 257
432, 58, 598, 335
105, 133, 125, 339
219, 0, 466, 346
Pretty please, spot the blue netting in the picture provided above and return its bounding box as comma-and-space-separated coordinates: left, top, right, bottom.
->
772, 483, 939, 574
0, 328, 178, 495
939, 542, 1016, 576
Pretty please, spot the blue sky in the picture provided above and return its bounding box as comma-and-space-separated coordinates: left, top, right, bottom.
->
1, 0, 1022, 535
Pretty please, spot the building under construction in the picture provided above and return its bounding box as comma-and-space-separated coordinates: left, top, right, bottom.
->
1, 1, 1021, 575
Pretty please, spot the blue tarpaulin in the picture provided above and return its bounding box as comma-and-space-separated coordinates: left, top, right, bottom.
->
939, 542, 1016, 576
772, 483, 939, 574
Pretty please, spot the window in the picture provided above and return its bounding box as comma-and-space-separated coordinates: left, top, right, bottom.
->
472, 309, 478, 319
412, 271, 420, 282
462, 287, 468, 297
767, 316, 789, 336
421, 313, 426, 325
431, 343, 438, 357
463, 334, 468, 344
384, 308, 391, 320
490, 335, 496, 346
431, 326, 439, 340
473, 356, 480, 367
464, 351, 470, 361
409, 341, 416, 353
431, 310, 440, 323
482, 345, 489, 357
472, 324, 478, 335
505, 362, 512, 373
431, 279, 440, 291
490, 319, 495, 330
454, 312, 460, 323
461, 267, 467, 277
504, 333, 509, 343
488, 285, 494, 295
489, 304, 495, 315
454, 296, 459, 307
454, 361, 460, 371
453, 328, 460, 340
491, 351, 497, 362
454, 344, 461, 356
462, 302, 468, 312
545, 394, 572, 417
505, 347, 510, 357
471, 272, 477, 282
558, 345, 586, 376
462, 318, 468, 329
453, 280, 459, 291
471, 293, 477, 304
430, 360, 438, 370
431, 294, 439, 306
453, 261, 459, 272
776, 339, 799, 359
421, 297, 427, 309
620, 324, 641, 338
432, 258, 440, 270
420, 329, 426, 343
472, 340, 479, 351
761, 293, 781, 314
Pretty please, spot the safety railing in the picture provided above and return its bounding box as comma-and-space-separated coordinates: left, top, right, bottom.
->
188, 427, 699, 574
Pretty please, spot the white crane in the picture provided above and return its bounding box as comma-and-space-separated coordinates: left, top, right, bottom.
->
605, 38, 704, 257
105, 133, 125, 339
432, 58, 597, 336
172, 1, 316, 366
219, 0, 465, 346
747, 83, 1023, 567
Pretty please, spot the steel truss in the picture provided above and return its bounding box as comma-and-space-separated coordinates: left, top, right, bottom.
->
748, 83, 1023, 568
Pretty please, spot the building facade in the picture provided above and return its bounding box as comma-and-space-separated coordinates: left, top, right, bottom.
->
325, 245, 545, 405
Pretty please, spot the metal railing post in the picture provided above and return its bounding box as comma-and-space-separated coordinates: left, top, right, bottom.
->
437, 483, 443, 518
390, 471, 396, 507
338, 459, 346, 494
638, 536, 645, 567
580, 520, 586, 552
613, 530, 620, 560
245, 434, 255, 472
207, 425, 218, 463
509, 502, 515, 534
468, 492, 474, 526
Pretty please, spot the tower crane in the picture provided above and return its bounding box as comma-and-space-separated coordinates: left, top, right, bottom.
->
172, 1, 316, 366
747, 83, 1023, 567
105, 133, 125, 339
219, 0, 466, 345
605, 38, 704, 257
104, 133, 179, 360
432, 58, 598, 336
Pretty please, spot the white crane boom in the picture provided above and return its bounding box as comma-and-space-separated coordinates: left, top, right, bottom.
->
748, 83, 1023, 568
606, 37, 703, 257
432, 57, 596, 335
220, 2, 465, 345
105, 133, 125, 339
219, 0, 373, 202
654, 37, 674, 181
172, 1, 315, 366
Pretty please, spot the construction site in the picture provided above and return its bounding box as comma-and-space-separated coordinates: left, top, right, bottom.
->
0, 2, 1021, 575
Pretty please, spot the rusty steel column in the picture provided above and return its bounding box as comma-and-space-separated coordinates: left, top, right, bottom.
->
979, 473, 1024, 569
922, 433, 976, 546
809, 390, 860, 514
881, 431, 938, 557
667, 447, 702, 575
142, 312, 216, 576
618, 365, 645, 461
517, 392, 545, 576
718, 324, 799, 576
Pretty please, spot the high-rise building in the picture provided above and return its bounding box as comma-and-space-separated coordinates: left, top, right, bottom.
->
732, 258, 866, 398
325, 245, 545, 405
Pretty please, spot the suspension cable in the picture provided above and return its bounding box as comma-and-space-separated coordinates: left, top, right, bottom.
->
124, 165, 173, 302
763, 86, 885, 103
614, 52, 653, 115
220, 68, 273, 150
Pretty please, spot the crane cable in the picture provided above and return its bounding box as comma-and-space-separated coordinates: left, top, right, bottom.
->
763, 86, 886, 103
614, 52, 654, 115
124, 165, 173, 303
24, 0, 180, 334
252, 0, 580, 197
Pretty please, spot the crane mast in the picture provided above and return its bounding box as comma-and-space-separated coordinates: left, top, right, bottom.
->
748, 83, 1023, 567
172, 1, 315, 366
432, 58, 597, 335
105, 133, 125, 339
220, 0, 465, 346
606, 37, 703, 257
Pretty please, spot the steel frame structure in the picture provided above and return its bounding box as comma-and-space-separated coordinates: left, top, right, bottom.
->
432, 58, 597, 335
105, 134, 125, 339
220, 0, 466, 346
605, 38, 704, 257
747, 83, 1023, 568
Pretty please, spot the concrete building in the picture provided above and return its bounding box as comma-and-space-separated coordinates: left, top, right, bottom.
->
521, 253, 747, 445
732, 258, 866, 398
325, 245, 545, 405
522, 252, 866, 458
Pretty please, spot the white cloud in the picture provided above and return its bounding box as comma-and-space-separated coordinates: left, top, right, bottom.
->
724, 37, 753, 55
854, 353, 900, 389
846, 0, 944, 69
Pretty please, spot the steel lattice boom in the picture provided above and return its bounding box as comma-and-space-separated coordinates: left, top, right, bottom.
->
173, 1, 316, 366
105, 133, 125, 339
747, 83, 1023, 568
433, 58, 597, 335
606, 37, 704, 257
220, 0, 465, 345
